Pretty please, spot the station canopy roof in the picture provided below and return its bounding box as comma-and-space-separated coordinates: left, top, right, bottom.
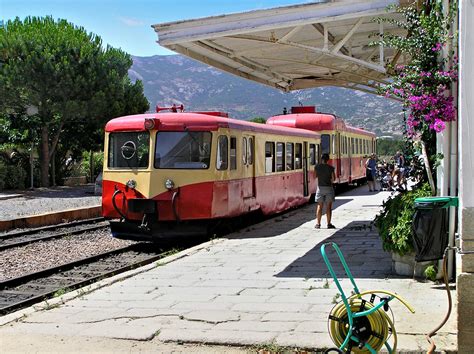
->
152, 0, 410, 94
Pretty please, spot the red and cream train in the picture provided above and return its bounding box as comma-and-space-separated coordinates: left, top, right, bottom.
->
268, 106, 376, 185
101, 106, 375, 241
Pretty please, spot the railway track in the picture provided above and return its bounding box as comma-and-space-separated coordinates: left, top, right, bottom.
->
0, 217, 107, 251
0, 242, 191, 316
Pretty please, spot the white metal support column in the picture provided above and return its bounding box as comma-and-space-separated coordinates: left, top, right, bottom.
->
457, 0, 474, 351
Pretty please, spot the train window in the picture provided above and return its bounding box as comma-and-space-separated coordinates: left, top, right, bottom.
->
321, 134, 330, 154
316, 144, 320, 163
216, 135, 228, 170
248, 137, 254, 165
230, 137, 237, 170
276, 142, 285, 172
295, 143, 302, 169
108, 132, 150, 169
351, 138, 354, 154
345, 137, 348, 155
309, 144, 316, 165
359, 139, 362, 155
242, 137, 247, 165
155, 131, 211, 169
286, 143, 294, 170
265, 142, 275, 173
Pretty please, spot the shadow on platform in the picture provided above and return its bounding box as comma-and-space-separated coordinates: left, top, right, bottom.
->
276, 220, 397, 280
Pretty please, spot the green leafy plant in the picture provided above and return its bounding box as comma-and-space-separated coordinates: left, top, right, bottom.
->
53, 288, 71, 297
323, 279, 330, 289
424, 265, 438, 281
374, 183, 432, 255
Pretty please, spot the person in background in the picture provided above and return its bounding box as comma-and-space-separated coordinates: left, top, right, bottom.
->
393, 151, 405, 189
365, 153, 377, 192
314, 153, 336, 229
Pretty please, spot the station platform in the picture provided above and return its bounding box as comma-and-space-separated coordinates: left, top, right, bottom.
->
0, 186, 457, 353
0, 185, 101, 231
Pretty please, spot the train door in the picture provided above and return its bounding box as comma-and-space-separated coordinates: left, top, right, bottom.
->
336, 132, 342, 182
242, 135, 255, 199
303, 142, 309, 196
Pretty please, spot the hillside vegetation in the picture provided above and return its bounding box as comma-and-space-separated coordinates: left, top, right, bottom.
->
130, 55, 404, 137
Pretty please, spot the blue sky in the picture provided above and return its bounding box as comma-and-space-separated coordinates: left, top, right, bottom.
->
1, 0, 310, 56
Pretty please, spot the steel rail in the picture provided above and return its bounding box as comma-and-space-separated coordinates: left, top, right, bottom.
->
0, 219, 107, 251
0, 217, 105, 239
0, 244, 171, 315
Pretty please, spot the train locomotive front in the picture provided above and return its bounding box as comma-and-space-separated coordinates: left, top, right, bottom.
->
102, 111, 320, 241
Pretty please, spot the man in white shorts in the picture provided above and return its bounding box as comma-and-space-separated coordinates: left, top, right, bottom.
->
314, 153, 336, 229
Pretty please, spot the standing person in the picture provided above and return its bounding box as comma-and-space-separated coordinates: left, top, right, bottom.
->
365, 154, 377, 192
314, 153, 336, 229
393, 151, 405, 189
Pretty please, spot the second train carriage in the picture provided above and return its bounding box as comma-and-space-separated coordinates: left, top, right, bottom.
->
267, 106, 376, 185
102, 111, 321, 241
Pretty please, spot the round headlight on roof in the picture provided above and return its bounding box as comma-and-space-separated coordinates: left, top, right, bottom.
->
144, 118, 155, 130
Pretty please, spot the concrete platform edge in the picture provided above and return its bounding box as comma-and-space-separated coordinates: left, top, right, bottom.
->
0, 206, 102, 231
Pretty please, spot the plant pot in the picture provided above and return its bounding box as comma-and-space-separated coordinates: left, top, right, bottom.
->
391, 252, 435, 278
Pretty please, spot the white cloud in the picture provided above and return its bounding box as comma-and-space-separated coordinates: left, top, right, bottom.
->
119, 16, 145, 27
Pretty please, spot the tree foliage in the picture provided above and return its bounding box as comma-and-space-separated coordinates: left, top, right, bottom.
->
0, 16, 149, 186
249, 117, 266, 124
376, 138, 404, 158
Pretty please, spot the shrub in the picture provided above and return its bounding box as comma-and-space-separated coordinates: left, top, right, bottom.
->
374, 183, 432, 255
424, 265, 438, 281
80, 151, 104, 181
6, 164, 27, 190
0, 162, 6, 190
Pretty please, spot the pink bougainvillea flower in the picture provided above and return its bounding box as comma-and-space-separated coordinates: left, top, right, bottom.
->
433, 119, 446, 132
431, 42, 443, 52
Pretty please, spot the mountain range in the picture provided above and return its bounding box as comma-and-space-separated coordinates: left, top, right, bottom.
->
129, 55, 404, 137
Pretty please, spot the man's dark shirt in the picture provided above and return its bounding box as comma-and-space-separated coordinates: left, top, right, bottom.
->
315, 163, 335, 187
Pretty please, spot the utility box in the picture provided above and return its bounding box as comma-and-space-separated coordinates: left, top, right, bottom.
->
412, 196, 458, 262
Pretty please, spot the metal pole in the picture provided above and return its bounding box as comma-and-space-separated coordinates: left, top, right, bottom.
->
30, 141, 34, 189
447, 0, 458, 281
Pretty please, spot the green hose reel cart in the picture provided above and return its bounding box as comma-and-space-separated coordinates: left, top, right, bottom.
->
321, 242, 415, 353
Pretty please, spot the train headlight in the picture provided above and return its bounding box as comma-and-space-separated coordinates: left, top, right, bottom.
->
126, 179, 137, 189
165, 178, 175, 190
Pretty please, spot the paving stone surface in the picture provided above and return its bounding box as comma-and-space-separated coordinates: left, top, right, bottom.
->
0, 186, 457, 352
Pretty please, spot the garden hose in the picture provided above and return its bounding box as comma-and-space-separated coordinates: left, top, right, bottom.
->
426, 254, 452, 353
328, 291, 415, 353
321, 243, 415, 353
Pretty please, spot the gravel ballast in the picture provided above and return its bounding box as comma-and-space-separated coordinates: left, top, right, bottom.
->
0, 228, 134, 281
0, 185, 100, 221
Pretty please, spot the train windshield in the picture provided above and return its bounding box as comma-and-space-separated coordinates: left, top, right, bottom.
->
108, 132, 150, 169
321, 134, 330, 154
155, 131, 211, 169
